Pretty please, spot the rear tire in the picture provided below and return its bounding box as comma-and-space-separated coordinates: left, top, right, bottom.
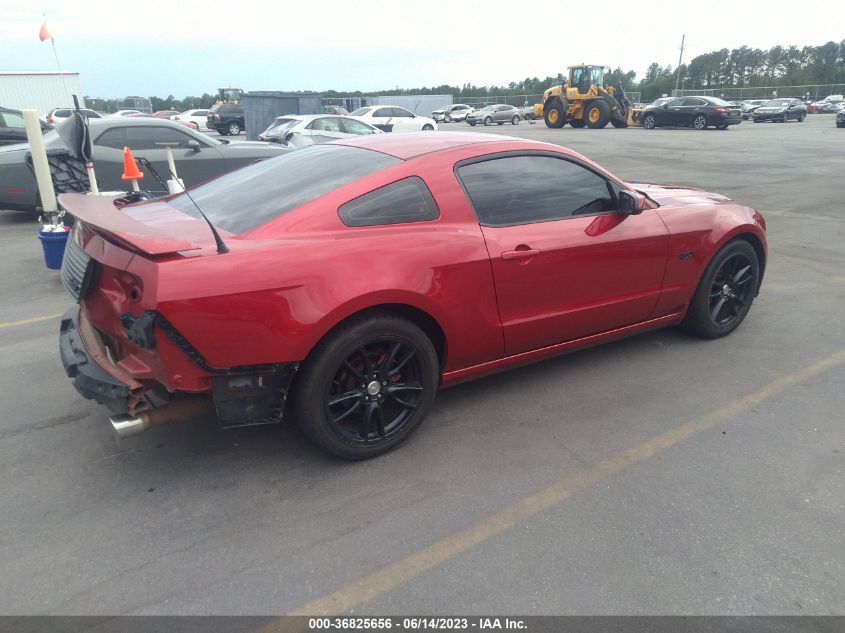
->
227, 121, 241, 135
584, 100, 611, 128
484, 117, 493, 126
511, 115, 520, 125
680, 239, 760, 339
422, 124, 434, 131
693, 114, 707, 130
293, 313, 439, 460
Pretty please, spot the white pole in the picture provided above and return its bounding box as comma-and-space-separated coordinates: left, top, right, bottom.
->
165, 146, 178, 179
22, 109, 58, 215
86, 163, 99, 194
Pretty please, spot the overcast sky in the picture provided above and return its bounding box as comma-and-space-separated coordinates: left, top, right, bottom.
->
1, 0, 842, 98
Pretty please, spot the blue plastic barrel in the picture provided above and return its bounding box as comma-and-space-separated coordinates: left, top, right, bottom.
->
38, 229, 69, 270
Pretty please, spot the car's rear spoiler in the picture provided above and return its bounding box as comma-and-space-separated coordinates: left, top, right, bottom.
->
57, 193, 202, 255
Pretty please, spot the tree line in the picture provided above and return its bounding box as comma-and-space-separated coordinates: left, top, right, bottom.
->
85, 39, 845, 110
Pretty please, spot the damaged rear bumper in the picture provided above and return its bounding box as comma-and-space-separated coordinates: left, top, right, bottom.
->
59, 307, 156, 415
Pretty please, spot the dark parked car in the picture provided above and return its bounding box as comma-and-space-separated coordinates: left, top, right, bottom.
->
56, 133, 766, 459
0, 117, 288, 212
836, 107, 845, 128
641, 96, 742, 130
0, 107, 51, 146
752, 99, 807, 123
207, 103, 245, 135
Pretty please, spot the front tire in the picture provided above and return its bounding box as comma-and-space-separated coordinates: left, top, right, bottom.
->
544, 101, 566, 128
484, 117, 492, 126
511, 115, 520, 125
422, 124, 434, 131
642, 114, 656, 129
693, 114, 707, 130
680, 239, 760, 339
294, 313, 439, 459
584, 100, 611, 128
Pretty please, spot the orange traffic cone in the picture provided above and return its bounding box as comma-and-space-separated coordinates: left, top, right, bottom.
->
121, 147, 144, 181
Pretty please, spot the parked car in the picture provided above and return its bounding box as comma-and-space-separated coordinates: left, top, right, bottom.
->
207, 103, 245, 135
752, 99, 807, 123
127, 112, 199, 130
1, 107, 52, 146
349, 106, 438, 132
0, 117, 288, 212
173, 109, 212, 130
257, 114, 382, 147
41, 108, 103, 126
740, 99, 767, 120
641, 96, 742, 130
431, 104, 474, 122
811, 95, 844, 112
56, 132, 767, 459
111, 110, 143, 117
836, 107, 845, 128
153, 110, 179, 119
466, 104, 522, 126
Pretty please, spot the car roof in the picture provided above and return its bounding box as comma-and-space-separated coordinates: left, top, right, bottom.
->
334, 131, 531, 160
85, 117, 198, 130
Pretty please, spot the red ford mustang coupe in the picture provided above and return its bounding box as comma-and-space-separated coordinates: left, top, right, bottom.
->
58, 132, 767, 459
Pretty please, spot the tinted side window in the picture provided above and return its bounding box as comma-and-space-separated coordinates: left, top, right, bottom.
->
94, 127, 128, 149
391, 108, 413, 117
458, 155, 616, 227
125, 126, 192, 149
683, 98, 706, 107
339, 177, 439, 227
373, 108, 393, 117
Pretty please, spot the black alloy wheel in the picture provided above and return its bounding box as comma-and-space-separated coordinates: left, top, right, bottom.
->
681, 240, 760, 338
294, 313, 438, 459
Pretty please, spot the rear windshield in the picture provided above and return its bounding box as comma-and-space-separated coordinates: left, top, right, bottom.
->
707, 97, 731, 106
167, 144, 400, 233
265, 117, 297, 131
350, 107, 372, 116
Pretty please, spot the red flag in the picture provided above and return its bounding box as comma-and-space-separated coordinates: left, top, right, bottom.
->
39, 21, 52, 42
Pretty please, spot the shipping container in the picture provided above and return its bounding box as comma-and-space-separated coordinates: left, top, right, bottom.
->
0, 71, 85, 114
242, 91, 321, 140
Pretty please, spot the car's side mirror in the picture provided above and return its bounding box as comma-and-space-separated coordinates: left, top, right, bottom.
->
619, 190, 647, 215
186, 140, 200, 153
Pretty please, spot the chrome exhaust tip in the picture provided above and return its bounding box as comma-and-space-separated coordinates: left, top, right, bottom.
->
110, 413, 150, 438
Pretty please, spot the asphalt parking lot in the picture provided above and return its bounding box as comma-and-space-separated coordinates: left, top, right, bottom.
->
1, 115, 843, 616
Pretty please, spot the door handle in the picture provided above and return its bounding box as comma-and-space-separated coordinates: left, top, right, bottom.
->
501, 248, 541, 260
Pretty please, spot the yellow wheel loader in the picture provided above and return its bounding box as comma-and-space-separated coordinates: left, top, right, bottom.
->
532, 65, 641, 129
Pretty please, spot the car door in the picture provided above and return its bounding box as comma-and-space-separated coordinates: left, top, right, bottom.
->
306, 117, 348, 144
93, 124, 225, 194
676, 98, 702, 126
369, 107, 394, 132
660, 98, 683, 125
390, 107, 417, 131
457, 153, 669, 356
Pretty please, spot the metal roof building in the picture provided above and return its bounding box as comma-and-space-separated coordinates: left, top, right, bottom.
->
0, 71, 85, 114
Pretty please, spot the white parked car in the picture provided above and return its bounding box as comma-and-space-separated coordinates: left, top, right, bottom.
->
257, 114, 382, 147
173, 109, 212, 130
431, 104, 474, 122
349, 105, 438, 132
40, 107, 104, 125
